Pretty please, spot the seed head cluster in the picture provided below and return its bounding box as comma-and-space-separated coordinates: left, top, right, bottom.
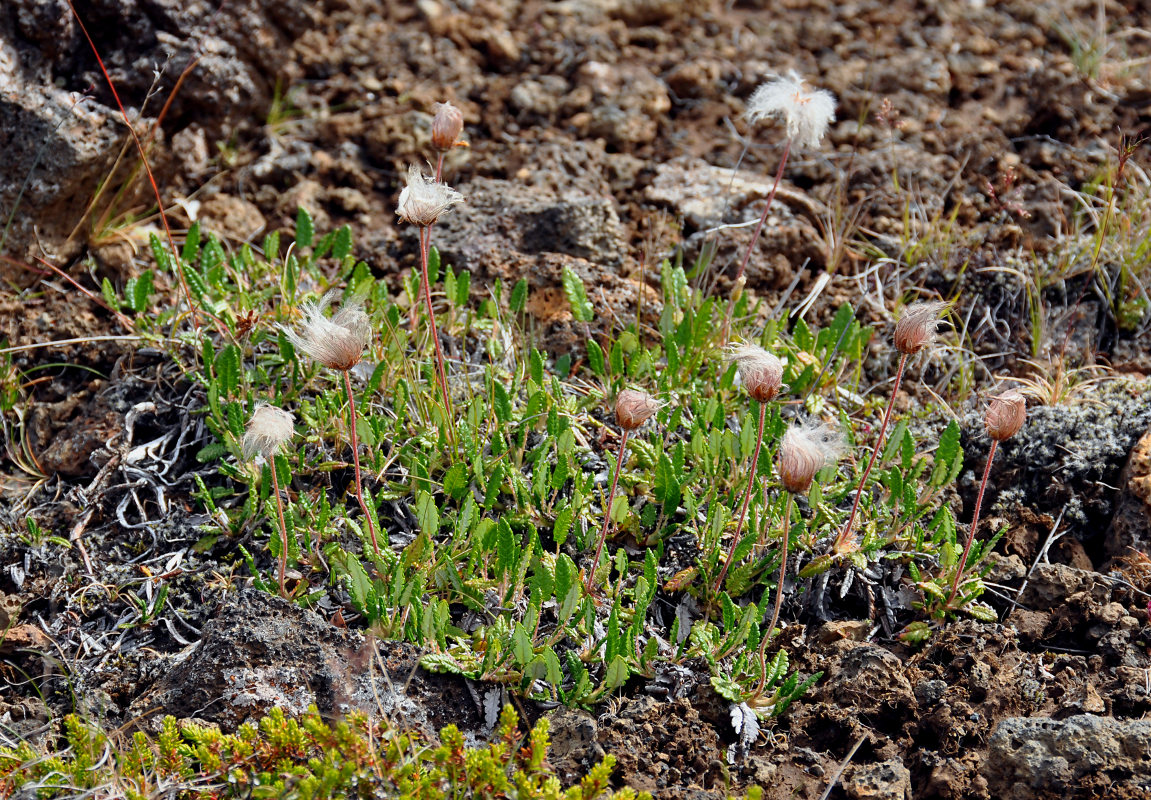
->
984, 390, 1027, 441
615, 389, 664, 431
397, 164, 464, 228
727, 343, 784, 403
282, 291, 371, 372
242, 404, 295, 461
893, 301, 948, 356
745, 72, 836, 149
778, 420, 845, 494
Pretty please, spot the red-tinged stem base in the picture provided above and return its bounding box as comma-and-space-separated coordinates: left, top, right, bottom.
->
420, 226, 456, 444
588, 428, 629, 593
343, 369, 380, 559
753, 491, 794, 699
721, 138, 792, 343
713, 401, 768, 595
947, 439, 998, 607
832, 352, 908, 554
270, 456, 290, 598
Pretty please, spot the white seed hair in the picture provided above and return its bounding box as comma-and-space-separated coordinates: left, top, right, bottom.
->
242, 404, 295, 461
783, 418, 846, 465
779, 419, 846, 493
281, 291, 371, 372
396, 164, 464, 227
726, 342, 785, 402
745, 71, 836, 148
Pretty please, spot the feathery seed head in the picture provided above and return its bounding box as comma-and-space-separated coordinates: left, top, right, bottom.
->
745, 71, 836, 149
242, 404, 295, 461
615, 389, 664, 431
430, 102, 465, 153
282, 291, 371, 371
893, 301, 948, 355
727, 343, 784, 403
778, 420, 845, 494
985, 390, 1027, 442
397, 164, 464, 228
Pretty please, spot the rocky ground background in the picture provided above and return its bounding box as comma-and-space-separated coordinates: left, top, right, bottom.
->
2, 1, 1151, 798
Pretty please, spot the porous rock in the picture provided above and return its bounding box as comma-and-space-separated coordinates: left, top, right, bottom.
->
422, 174, 656, 349
844, 758, 913, 800
825, 644, 916, 721
1104, 424, 1151, 565
0, 0, 317, 267
984, 714, 1151, 798
129, 588, 479, 736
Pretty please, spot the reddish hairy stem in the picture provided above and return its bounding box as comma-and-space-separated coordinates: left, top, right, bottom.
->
587, 428, 629, 593
65, 0, 219, 334
721, 138, 792, 342
947, 439, 998, 606
419, 226, 456, 443
754, 491, 794, 699
343, 369, 380, 559
713, 401, 768, 594
832, 352, 908, 554
269, 456, 290, 597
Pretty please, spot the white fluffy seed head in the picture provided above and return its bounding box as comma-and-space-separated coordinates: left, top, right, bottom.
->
281, 291, 371, 371
727, 343, 785, 403
242, 404, 295, 461
745, 71, 836, 148
778, 420, 845, 494
396, 164, 464, 227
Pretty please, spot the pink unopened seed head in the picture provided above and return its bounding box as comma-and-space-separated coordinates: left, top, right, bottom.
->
893, 301, 948, 355
430, 102, 465, 152
727, 344, 784, 403
242, 404, 295, 461
615, 389, 663, 431
985, 390, 1027, 442
778, 420, 845, 494
745, 71, 837, 149
396, 164, 464, 228
281, 291, 371, 372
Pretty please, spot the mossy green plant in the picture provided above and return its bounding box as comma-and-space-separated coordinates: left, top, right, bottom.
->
0, 706, 671, 800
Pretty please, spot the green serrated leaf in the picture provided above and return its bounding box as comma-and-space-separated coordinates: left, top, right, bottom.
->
332, 225, 353, 260
562, 266, 594, 322
195, 442, 227, 463
420, 653, 472, 676
510, 278, 528, 314
215, 344, 241, 397
493, 380, 512, 423
149, 233, 171, 272
296, 207, 314, 248
129, 270, 154, 312
586, 339, 605, 377
416, 491, 439, 538
604, 654, 629, 690
182, 222, 201, 264
443, 463, 469, 501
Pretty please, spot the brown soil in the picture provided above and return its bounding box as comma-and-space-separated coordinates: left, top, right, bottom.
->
2, 1, 1151, 799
